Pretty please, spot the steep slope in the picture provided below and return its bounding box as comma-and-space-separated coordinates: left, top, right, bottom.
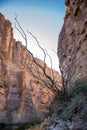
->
0, 13, 61, 124
58, 0, 87, 90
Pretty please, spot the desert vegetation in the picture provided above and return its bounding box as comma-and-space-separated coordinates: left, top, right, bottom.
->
44, 79, 87, 130
14, 14, 87, 130
14, 15, 67, 99
14, 79, 87, 130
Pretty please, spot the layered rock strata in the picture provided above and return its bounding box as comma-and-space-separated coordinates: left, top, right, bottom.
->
0, 13, 61, 124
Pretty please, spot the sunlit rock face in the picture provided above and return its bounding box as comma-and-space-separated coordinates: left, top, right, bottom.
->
0, 13, 61, 124
58, 0, 87, 91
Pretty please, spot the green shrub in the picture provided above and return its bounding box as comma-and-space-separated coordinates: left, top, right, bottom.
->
60, 93, 87, 120
70, 79, 87, 96
81, 102, 87, 120
59, 78, 87, 121
15, 121, 41, 130
27, 117, 50, 130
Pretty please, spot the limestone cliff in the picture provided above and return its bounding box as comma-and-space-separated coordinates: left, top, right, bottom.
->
44, 1, 87, 130
0, 13, 61, 124
58, 0, 87, 90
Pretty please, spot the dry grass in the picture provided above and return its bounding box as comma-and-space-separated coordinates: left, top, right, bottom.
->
27, 117, 50, 130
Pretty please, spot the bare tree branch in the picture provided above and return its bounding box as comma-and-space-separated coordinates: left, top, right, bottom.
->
14, 16, 68, 100
45, 49, 54, 80
14, 13, 28, 48
51, 48, 57, 54
27, 31, 64, 97
27, 31, 47, 69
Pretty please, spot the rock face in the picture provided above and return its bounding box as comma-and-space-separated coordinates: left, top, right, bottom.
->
58, 0, 87, 90
0, 13, 61, 124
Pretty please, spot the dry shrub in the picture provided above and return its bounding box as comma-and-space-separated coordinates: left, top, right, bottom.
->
27, 117, 50, 130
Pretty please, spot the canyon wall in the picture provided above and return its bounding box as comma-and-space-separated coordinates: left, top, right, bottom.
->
0, 13, 61, 124
58, 0, 87, 90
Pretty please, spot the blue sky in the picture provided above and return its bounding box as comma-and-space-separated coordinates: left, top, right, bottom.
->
0, 0, 65, 10
0, 0, 65, 72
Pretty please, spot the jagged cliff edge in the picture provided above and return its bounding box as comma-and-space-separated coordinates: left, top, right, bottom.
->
0, 13, 61, 124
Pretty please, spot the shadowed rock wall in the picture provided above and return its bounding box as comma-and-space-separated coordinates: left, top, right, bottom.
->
58, 0, 87, 90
